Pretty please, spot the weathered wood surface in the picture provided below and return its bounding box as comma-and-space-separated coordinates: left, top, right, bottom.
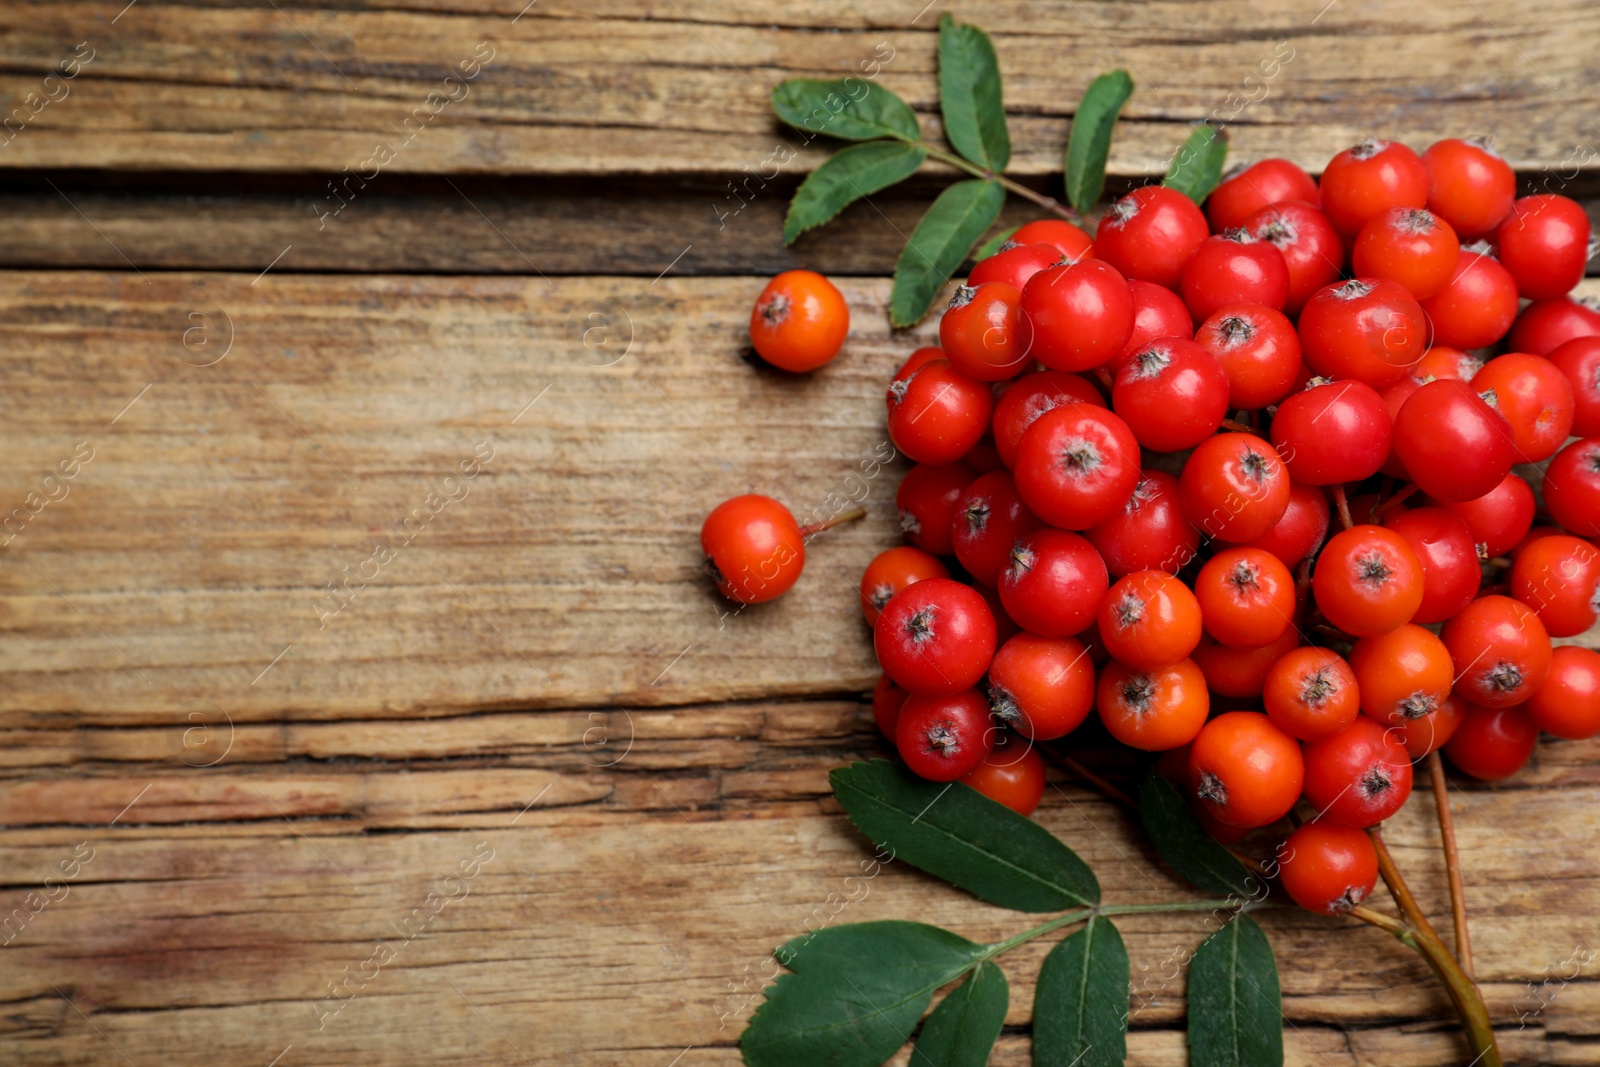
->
1, 0, 1597, 178
3, 271, 1600, 1066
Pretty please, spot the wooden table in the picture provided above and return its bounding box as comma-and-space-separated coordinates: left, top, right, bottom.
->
3, 3, 1599, 1064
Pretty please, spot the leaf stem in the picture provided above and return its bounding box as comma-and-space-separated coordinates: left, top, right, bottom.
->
981, 908, 1094, 958
913, 140, 1088, 226
979, 897, 1243, 959
1427, 751, 1474, 978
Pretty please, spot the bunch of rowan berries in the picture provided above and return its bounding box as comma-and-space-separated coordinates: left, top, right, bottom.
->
709, 137, 1600, 916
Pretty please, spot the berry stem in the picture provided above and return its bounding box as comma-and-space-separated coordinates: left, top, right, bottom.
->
1348, 902, 1408, 936
1332, 484, 1354, 530
1427, 750, 1474, 978
1377, 482, 1420, 517
912, 141, 1089, 226
1220, 418, 1255, 433
1367, 826, 1443, 945
797, 507, 867, 540
1040, 745, 1138, 812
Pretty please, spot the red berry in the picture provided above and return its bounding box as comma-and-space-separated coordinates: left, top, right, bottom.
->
1177, 432, 1291, 543
1195, 304, 1302, 409
749, 269, 850, 372
1435, 472, 1535, 558
875, 577, 998, 695
1393, 691, 1466, 760
1278, 822, 1378, 916
1095, 185, 1210, 288
1412, 344, 1484, 382
1542, 438, 1600, 538
1381, 507, 1480, 624
1085, 470, 1202, 577
1418, 249, 1519, 350
1246, 200, 1344, 314
872, 673, 909, 737
1195, 547, 1296, 649
896, 688, 996, 781
889, 347, 949, 405
1206, 159, 1321, 232
1548, 337, 1600, 436
1508, 296, 1600, 356
1443, 701, 1538, 782
1472, 352, 1575, 463
1189, 711, 1304, 828
896, 462, 976, 556
1301, 715, 1414, 828
950, 471, 1040, 587
1312, 524, 1424, 637
1118, 280, 1195, 370
968, 242, 1061, 292
1019, 259, 1135, 372
1525, 645, 1600, 740
1319, 139, 1429, 237
1180, 230, 1290, 321
1352, 207, 1460, 300
1348, 623, 1454, 725
998, 527, 1109, 638
887, 360, 995, 464
1193, 629, 1300, 700
1441, 594, 1552, 709
1097, 569, 1203, 670
1271, 378, 1392, 486
1298, 278, 1428, 389
1097, 656, 1210, 751
939, 283, 1030, 382
1013, 404, 1143, 530
1511, 534, 1600, 637
701, 494, 805, 604
1113, 339, 1230, 452
1243, 481, 1330, 570
1496, 194, 1592, 300
1011, 219, 1096, 262
860, 546, 950, 625
991, 370, 1105, 469
960, 739, 1047, 814
1392, 379, 1515, 503
1264, 646, 1360, 742
986, 632, 1096, 740
1421, 138, 1516, 238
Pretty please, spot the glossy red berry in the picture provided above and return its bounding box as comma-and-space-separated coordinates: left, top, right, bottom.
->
998, 527, 1109, 638
896, 462, 975, 556
951, 471, 1040, 587
749, 270, 850, 372
1193, 629, 1300, 700
1510, 534, 1600, 637
1441, 594, 1552, 709
939, 282, 1031, 382
1195, 304, 1302, 409
1301, 715, 1414, 827
1544, 438, 1600, 538
991, 371, 1104, 469
860, 546, 949, 625
986, 632, 1095, 740
1013, 404, 1143, 530
1525, 645, 1600, 740
1189, 711, 1304, 828
1298, 278, 1428, 389
1278, 822, 1379, 916
1180, 231, 1290, 321
1095, 185, 1210, 288
1312, 524, 1424, 637
889, 347, 949, 404
1246, 200, 1344, 314
1392, 379, 1515, 503
1381, 507, 1480, 624
1098, 569, 1203, 670
1264, 646, 1360, 742
1443, 702, 1538, 782
968, 242, 1062, 292
1417, 249, 1519, 350
1496, 194, 1592, 300
1271, 378, 1392, 486
1085, 470, 1201, 577
1472, 352, 1575, 463
1019, 259, 1135, 372
1508, 296, 1600, 356
1421, 138, 1516, 238
1011, 218, 1096, 262
1243, 481, 1329, 570
875, 578, 998, 696
1119, 280, 1195, 370
1097, 656, 1210, 751
1206, 159, 1321, 232
1319, 139, 1429, 237
896, 688, 996, 781
1352, 207, 1460, 300
1195, 547, 1296, 649
887, 360, 995, 465
1548, 337, 1600, 436
701, 494, 805, 604
1435, 472, 1535, 558
1177, 432, 1291, 543
871, 673, 909, 738
960, 739, 1047, 814
1348, 623, 1454, 725
1113, 339, 1230, 452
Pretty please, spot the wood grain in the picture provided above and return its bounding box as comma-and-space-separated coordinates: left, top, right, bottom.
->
0, 0, 1596, 178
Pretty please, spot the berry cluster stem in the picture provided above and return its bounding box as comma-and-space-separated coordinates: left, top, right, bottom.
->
1332, 484, 1355, 530
1427, 751, 1474, 977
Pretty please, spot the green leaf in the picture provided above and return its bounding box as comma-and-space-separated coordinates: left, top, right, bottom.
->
910, 960, 1009, 1067
1033, 916, 1130, 1067
741, 921, 984, 1067
972, 224, 1021, 261
784, 141, 928, 244
1164, 124, 1230, 205
1140, 772, 1261, 899
772, 78, 921, 142
937, 14, 1010, 171
1187, 914, 1284, 1067
831, 759, 1099, 912
889, 181, 1006, 328
1063, 70, 1133, 213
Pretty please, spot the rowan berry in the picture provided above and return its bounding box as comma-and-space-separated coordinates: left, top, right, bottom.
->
896, 462, 976, 556
939, 282, 1032, 381
875, 578, 997, 695
889, 347, 949, 406
872, 673, 909, 737
1352, 207, 1460, 300
1510, 534, 1600, 637
1312, 524, 1424, 637
749, 269, 850, 372
1393, 691, 1466, 759
701, 494, 806, 604
1443, 701, 1538, 782
1496, 194, 1592, 300
1097, 569, 1203, 670
1278, 822, 1378, 916
960, 738, 1047, 814
1180, 230, 1290, 321
1193, 629, 1300, 699
1381, 506, 1480, 624
986, 632, 1095, 740
1189, 711, 1304, 828
896, 688, 996, 781
1085, 470, 1202, 577
998, 528, 1109, 638
1547, 337, 1600, 436
968, 242, 1062, 292
1195, 304, 1302, 409
1418, 249, 1519, 351
1543, 438, 1600, 538
1264, 646, 1361, 741
1301, 715, 1414, 827
1195, 547, 1296, 649
1435, 472, 1535, 558
1298, 278, 1427, 389
1508, 296, 1600, 356
1348, 623, 1454, 725
1112, 340, 1230, 452
950, 471, 1040, 587
1411, 344, 1483, 382
1421, 137, 1516, 238
1013, 404, 1143, 530
1119, 280, 1195, 370
1019, 259, 1135, 372
1178, 432, 1291, 543
1319, 139, 1429, 237
1243, 481, 1330, 570
991, 370, 1105, 469
1206, 158, 1321, 232
1525, 645, 1600, 740
1011, 218, 1096, 262
1441, 594, 1552, 708
1391, 379, 1515, 503
1096, 656, 1210, 751
1472, 352, 1575, 464
1271, 378, 1392, 486
1245, 200, 1344, 314
1095, 185, 1210, 288
886, 360, 994, 465
860, 546, 949, 626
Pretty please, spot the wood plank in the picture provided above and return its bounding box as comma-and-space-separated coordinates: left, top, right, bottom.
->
0, 1, 1594, 177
